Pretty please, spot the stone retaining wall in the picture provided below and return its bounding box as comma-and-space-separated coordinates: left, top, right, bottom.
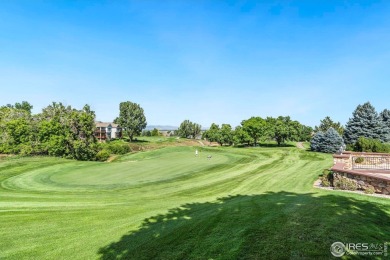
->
331, 151, 390, 195
332, 171, 390, 195
333, 154, 351, 169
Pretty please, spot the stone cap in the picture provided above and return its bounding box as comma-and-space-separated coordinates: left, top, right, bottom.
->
331, 164, 390, 182
333, 154, 350, 159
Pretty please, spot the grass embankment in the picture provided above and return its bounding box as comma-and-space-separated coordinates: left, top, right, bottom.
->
0, 145, 389, 259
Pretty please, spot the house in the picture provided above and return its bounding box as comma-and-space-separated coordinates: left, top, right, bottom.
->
95, 122, 122, 141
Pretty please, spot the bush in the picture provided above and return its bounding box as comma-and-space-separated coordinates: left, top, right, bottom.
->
103, 143, 132, 155
334, 177, 358, 191
364, 185, 376, 194
346, 144, 354, 151
96, 150, 110, 162
73, 141, 98, 161
353, 137, 390, 153
19, 144, 33, 156
354, 157, 364, 164
320, 169, 333, 187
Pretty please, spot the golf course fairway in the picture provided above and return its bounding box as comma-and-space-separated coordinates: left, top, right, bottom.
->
1, 146, 389, 259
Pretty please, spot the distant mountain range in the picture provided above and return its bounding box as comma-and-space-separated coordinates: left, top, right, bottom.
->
145, 125, 178, 131
145, 125, 208, 131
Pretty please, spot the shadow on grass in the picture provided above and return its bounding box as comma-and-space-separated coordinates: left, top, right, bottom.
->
258, 143, 296, 148
98, 192, 390, 259
130, 139, 150, 143
234, 143, 296, 148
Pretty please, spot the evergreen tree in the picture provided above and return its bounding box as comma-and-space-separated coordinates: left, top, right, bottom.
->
310, 127, 344, 153
322, 128, 345, 153
380, 109, 390, 142
343, 102, 387, 144
310, 131, 325, 152
314, 116, 344, 136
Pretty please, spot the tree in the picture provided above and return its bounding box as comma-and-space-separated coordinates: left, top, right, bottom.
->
380, 109, 390, 142
0, 102, 34, 153
299, 125, 313, 142
233, 126, 252, 146
178, 120, 192, 138
191, 123, 202, 139
311, 127, 344, 153
0, 104, 34, 154
0, 101, 96, 160
344, 102, 387, 144
203, 123, 233, 146
142, 130, 152, 137
220, 124, 234, 146
267, 116, 290, 146
265, 116, 312, 145
314, 116, 344, 136
37, 102, 97, 160
177, 120, 201, 139
203, 123, 220, 144
241, 117, 267, 146
310, 131, 325, 152
114, 101, 147, 142
1, 101, 33, 114
151, 128, 160, 136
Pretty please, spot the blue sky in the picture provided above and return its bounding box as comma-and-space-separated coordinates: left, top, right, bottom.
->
1, 0, 390, 127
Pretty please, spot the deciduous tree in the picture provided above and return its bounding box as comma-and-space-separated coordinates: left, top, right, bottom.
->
178, 120, 201, 139
241, 117, 267, 146
114, 101, 147, 142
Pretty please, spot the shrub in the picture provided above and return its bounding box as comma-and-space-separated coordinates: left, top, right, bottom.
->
354, 157, 364, 164
105, 143, 132, 155
353, 137, 390, 153
364, 185, 375, 194
320, 169, 333, 187
334, 177, 358, 191
346, 144, 354, 151
73, 141, 98, 161
19, 144, 33, 156
96, 150, 110, 162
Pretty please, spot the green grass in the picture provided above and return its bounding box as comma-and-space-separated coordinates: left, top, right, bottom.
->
0, 146, 389, 259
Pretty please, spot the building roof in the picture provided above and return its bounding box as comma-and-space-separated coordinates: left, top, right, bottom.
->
96, 121, 121, 127
96, 122, 110, 128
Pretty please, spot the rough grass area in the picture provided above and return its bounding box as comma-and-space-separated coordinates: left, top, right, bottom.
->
0, 146, 389, 259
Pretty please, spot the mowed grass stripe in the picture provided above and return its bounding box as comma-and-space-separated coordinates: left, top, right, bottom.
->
1, 146, 389, 259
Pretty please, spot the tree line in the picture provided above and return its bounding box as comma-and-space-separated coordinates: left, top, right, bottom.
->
176, 116, 312, 146
3, 99, 389, 160
0, 102, 97, 160
0, 100, 148, 161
